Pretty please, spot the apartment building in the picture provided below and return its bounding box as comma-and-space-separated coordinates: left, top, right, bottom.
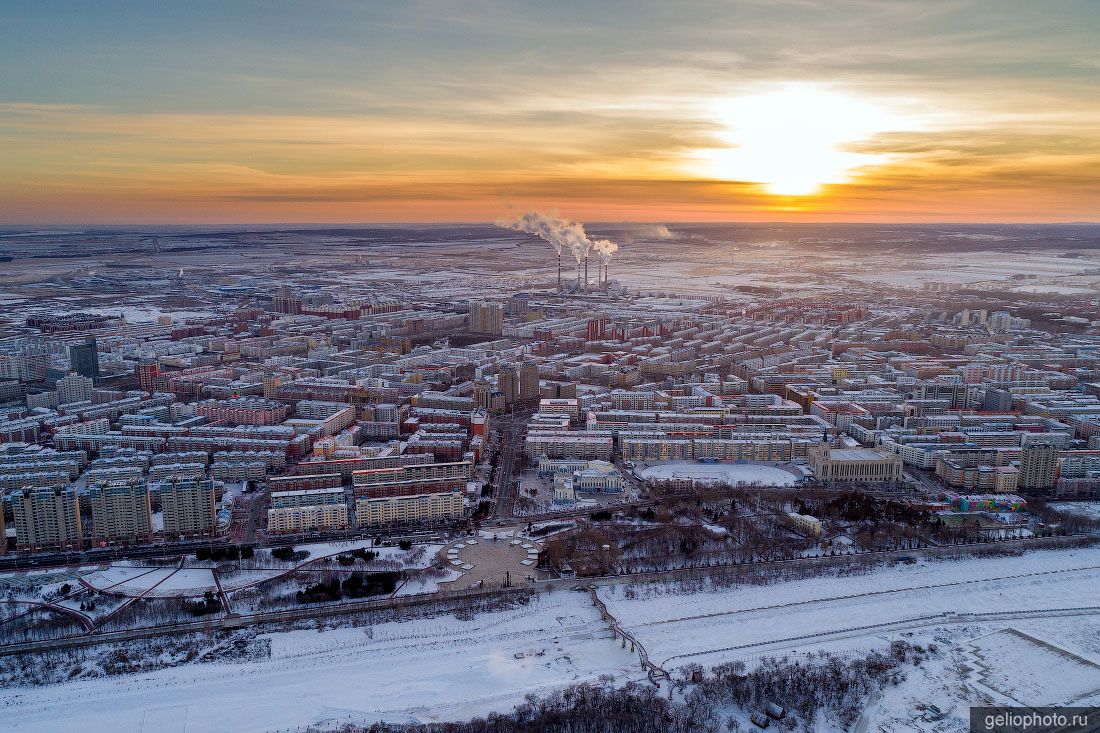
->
351, 460, 472, 495
354, 489, 464, 527
195, 397, 291, 426
9, 485, 83, 551
468, 300, 504, 335
157, 478, 218, 539
57, 373, 94, 405
267, 503, 349, 533
271, 486, 346, 509
86, 480, 153, 545
524, 432, 613, 460
1018, 442, 1059, 493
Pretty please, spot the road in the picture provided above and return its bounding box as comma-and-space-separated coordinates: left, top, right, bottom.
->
0, 525, 454, 573
853, 688, 882, 733
490, 411, 532, 519
0, 472, 1063, 574
2, 532, 1093, 657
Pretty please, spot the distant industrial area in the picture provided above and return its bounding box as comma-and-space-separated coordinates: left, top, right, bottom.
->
0, 221, 1099, 731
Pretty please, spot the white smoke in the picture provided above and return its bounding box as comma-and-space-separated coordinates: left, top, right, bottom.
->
638, 224, 675, 239
591, 239, 619, 264
499, 211, 569, 255
499, 211, 618, 265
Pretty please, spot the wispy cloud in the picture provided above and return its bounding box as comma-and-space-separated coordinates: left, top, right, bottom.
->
1, 0, 1099, 222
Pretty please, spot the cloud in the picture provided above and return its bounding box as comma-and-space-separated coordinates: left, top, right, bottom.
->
3, 1, 1100, 222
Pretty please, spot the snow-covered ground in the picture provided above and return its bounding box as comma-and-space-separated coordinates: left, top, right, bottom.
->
5, 546, 1100, 733
0, 591, 637, 733
79, 565, 171, 595
638, 461, 800, 486
145, 569, 218, 597
1055, 501, 1100, 520
965, 627, 1100, 706
71, 544, 444, 600
600, 547, 1100, 669
393, 568, 463, 597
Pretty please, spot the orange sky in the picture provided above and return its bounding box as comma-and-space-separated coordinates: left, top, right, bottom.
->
2, 2, 1099, 224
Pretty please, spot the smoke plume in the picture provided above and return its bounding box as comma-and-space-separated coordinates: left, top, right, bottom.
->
499, 211, 618, 265
591, 239, 619, 264
639, 224, 675, 239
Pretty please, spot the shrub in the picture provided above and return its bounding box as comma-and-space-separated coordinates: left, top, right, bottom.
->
271, 546, 296, 561
186, 591, 221, 616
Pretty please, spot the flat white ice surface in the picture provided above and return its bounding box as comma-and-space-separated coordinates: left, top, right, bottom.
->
967, 628, 1100, 706
599, 547, 1100, 667
1, 591, 636, 733
638, 462, 799, 486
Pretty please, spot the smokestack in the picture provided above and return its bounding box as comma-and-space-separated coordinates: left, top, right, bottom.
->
497, 212, 620, 294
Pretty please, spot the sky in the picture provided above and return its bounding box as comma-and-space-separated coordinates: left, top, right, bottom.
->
1, 0, 1099, 225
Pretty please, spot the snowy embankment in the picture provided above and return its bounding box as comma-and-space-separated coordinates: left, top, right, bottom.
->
0, 591, 637, 733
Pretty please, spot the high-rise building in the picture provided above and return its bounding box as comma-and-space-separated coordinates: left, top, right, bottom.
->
472, 379, 492, 409
1018, 443, 1059, 492
157, 478, 218, 539
262, 374, 283, 398
519, 362, 540, 401
68, 338, 101, 381
56, 372, 94, 405
498, 366, 518, 405
505, 294, 530, 316
468, 301, 504, 335
86, 480, 153, 545
10, 485, 83, 551
273, 287, 303, 315
988, 311, 1013, 332
136, 361, 160, 392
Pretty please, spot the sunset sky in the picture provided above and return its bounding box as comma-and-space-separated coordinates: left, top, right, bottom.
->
2, 1, 1099, 224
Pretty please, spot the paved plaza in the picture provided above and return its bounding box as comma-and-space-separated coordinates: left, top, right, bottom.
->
437, 532, 543, 591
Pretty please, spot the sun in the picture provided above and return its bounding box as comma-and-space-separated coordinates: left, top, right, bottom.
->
694, 84, 903, 196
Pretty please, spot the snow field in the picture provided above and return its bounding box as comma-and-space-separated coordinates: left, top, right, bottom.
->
600, 546, 1100, 667
0, 591, 638, 733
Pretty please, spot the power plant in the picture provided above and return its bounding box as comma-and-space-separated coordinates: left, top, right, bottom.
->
500, 211, 619, 293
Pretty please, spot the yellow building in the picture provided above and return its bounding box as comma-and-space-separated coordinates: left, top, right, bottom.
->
355, 490, 464, 527
267, 503, 349, 533
787, 512, 823, 536
807, 444, 903, 482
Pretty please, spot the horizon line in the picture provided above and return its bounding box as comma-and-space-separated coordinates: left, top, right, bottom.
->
2, 220, 1099, 229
